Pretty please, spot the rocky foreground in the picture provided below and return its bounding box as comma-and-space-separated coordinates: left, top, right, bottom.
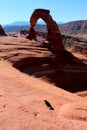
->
0, 35, 87, 129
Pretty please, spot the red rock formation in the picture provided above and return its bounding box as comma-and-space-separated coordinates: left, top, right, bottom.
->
0, 24, 7, 36
26, 27, 36, 40
20, 29, 29, 35
27, 9, 64, 52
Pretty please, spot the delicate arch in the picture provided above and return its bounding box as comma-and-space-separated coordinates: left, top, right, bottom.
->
27, 9, 64, 52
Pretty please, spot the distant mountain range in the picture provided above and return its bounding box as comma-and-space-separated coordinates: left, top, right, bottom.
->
7, 21, 29, 26
59, 20, 87, 35
3, 20, 87, 36
3, 20, 64, 26
3, 20, 64, 33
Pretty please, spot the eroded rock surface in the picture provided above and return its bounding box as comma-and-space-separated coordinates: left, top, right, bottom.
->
0, 36, 87, 92
0, 35, 87, 129
27, 9, 64, 52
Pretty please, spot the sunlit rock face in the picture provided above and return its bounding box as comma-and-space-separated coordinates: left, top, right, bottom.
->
27, 9, 64, 52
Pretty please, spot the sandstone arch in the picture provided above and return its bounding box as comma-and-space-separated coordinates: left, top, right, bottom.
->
27, 9, 64, 52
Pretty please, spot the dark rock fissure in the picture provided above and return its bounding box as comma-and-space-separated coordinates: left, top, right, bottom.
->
44, 100, 54, 110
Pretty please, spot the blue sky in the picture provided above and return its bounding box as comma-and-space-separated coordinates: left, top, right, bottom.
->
0, 0, 87, 25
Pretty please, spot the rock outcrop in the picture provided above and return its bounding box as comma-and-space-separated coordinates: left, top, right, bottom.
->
0, 35, 87, 129
27, 9, 64, 52
20, 29, 29, 35
0, 24, 7, 36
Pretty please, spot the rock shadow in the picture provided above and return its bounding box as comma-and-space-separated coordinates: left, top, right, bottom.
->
13, 50, 87, 93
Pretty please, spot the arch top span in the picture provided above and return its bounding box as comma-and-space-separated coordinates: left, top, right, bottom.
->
27, 8, 64, 52
34, 9, 50, 14
30, 9, 50, 27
